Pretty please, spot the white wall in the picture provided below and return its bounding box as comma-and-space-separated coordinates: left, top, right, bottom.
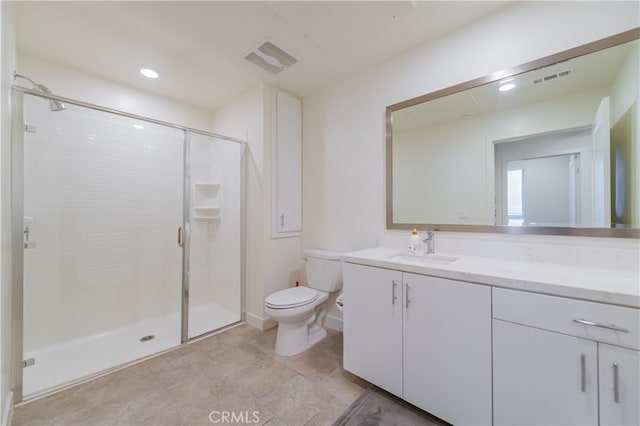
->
0, 1, 15, 422
303, 1, 640, 250
211, 85, 302, 330
302, 1, 640, 324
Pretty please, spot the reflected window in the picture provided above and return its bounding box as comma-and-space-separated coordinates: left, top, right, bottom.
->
507, 169, 524, 226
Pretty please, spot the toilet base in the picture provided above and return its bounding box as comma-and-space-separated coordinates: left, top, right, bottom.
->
274, 316, 328, 357
275, 322, 309, 356
308, 324, 327, 346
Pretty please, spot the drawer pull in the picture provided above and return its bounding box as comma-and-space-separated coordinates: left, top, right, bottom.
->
613, 362, 619, 403
572, 319, 629, 333
580, 354, 586, 392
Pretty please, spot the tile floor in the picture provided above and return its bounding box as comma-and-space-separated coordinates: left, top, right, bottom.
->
11, 324, 370, 426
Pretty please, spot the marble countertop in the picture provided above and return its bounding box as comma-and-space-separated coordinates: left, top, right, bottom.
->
341, 247, 640, 308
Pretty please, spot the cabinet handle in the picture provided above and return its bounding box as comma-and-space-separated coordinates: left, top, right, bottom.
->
613, 362, 619, 403
391, 280, 398, 305
580, 354, 586, 392
405, 283, 411, 309
573, 319, 629, 333
280, 214, 285, 227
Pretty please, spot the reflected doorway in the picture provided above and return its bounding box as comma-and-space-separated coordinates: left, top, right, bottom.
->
503, 154, 581, 226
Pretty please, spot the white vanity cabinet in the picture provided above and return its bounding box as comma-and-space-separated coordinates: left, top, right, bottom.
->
343, 263, 492, 425
493, 288, 640, 426
342, 263, 403, 396
599, 344, 640, 426
403, 272, 492, 425
493, 319, 599, 425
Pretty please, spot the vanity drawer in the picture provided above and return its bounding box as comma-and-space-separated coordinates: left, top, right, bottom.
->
493, 288, 640, 350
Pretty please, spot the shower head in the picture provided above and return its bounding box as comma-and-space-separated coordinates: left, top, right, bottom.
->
34, 83, 67, 112
48, 100, 67, 112
13, 72, 67, 112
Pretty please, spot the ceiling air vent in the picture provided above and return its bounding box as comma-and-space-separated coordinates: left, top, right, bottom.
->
532, 69, 572, 85
244, 40, 298, 75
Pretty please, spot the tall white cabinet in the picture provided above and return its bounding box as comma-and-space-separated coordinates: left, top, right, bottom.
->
343, 263, 492, 425
271, 88, 302, 237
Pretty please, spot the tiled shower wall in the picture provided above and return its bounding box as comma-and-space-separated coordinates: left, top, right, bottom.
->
188, 134, 242, 331
22, 95, 184, 351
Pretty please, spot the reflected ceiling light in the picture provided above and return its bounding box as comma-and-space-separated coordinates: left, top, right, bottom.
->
133, 124, 145, 129
499, 83, 516, 92
140, 68, 159, 79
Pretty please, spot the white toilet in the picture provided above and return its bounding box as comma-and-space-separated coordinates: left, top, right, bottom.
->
264, 249, 343, 356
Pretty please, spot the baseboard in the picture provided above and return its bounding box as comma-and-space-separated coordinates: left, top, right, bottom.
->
2, 390, 13, 426
324, 313, 343, 332
245, 312, 277, 331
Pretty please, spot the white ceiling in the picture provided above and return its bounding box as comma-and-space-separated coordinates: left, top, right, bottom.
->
14, 1, 511, 112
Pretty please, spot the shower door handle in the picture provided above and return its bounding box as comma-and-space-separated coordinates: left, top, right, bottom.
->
177, 227, 185, 247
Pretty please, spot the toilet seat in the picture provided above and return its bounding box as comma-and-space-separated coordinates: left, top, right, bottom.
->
265, 287, 318, 309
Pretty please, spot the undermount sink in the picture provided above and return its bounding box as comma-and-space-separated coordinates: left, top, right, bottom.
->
390, 253, 459, 265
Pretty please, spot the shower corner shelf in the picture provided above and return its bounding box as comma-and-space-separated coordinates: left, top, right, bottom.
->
193, 206, 221, 221
193, 182, 221, 221
194, 182, 220, 191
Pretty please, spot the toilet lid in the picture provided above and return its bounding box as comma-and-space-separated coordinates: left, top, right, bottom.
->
265, 287, 318, 309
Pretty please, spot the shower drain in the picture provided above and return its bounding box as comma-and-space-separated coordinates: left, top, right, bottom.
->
139, 335, 155, 342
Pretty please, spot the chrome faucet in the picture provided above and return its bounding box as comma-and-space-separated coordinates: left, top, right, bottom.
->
422, 231, 435, 254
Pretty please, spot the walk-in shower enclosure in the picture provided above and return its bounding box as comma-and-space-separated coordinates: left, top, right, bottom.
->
11, 88, 245, 401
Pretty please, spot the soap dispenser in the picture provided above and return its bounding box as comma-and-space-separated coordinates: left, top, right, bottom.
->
408, 229, 421, 252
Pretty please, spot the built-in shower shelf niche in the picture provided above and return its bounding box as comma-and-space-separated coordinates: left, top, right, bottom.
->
193, 182, 221, 221
194, 206, 221, 221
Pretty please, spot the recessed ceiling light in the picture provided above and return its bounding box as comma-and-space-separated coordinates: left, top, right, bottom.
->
499, 83, 516, 92
133, 124, 145, 129
140, 68, 159, 79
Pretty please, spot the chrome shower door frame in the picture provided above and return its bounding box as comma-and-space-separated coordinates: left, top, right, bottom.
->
10, 87, 247, 403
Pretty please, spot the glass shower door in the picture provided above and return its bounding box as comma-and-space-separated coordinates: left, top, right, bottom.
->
21, 93, 184, 396
187, 133, 243, 338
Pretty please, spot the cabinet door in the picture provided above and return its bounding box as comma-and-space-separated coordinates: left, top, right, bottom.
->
343, 263, 403, 397
271, 88, 301, 236
493, 319, 598, 425
403, 273, 492, 425
599, 344, 639, 426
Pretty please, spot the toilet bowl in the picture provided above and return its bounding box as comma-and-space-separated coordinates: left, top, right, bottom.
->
264, 249, 342, 356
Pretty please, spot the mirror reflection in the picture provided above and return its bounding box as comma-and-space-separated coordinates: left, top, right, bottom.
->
389, 33, 639, 235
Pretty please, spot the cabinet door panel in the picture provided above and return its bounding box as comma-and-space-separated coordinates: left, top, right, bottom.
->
599, 344, 640, 426
493, 319, 598, 425
403, 273, 492, 425
272, 88, 301, 235
343, 263, 403, 397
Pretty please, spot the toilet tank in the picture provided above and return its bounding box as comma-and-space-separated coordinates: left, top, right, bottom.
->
303, 249, 343, 292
